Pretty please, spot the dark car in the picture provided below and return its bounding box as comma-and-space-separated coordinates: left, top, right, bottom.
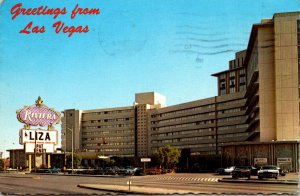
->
35, 168, 61, 173
231, 166, 251, 179
215, 168, 224, 174
104, 167, 116, 175
46, 168, 61, 173
249, 166, 258, 175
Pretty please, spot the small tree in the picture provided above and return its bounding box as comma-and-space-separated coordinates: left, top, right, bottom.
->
154, 145, 181, 170
66, 154, 82, 169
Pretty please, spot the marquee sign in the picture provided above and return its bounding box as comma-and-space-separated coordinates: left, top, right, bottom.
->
24, 143, 55, 153
17, 96, 61, 127
19, 129, 58, 145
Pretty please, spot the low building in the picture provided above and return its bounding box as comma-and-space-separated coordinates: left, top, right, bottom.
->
7, 149, 65, 171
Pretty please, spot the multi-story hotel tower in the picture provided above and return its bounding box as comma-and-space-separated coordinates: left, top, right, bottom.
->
62, 12, 300, 171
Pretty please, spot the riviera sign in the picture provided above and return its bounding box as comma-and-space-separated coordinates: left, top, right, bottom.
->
17, 96, 61, 127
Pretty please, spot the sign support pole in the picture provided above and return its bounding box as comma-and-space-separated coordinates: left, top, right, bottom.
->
34, 130, 37, 173
28, 154, 32, 172
47, 154, 51, 168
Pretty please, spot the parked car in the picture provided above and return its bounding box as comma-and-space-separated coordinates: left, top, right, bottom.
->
134, 168, 145, 176
276, 166, 288, 176
249, 166, 258, 175
104, 167, 116, 175
231, 166, 251, 179
117, 167, 127, 175
118, 167, 138, 175
94, 168, 105, 175
46, 168, 61, 173
257, 165, 279, 179
223, 166, 236, 174
215, 168, 224, 174
35, 168, 61, 173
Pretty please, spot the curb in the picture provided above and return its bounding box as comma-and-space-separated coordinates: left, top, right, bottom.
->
26, 173, 127, 178
77, 184, 133, 194
0, 174, 40, 179
77, 184, 210, 195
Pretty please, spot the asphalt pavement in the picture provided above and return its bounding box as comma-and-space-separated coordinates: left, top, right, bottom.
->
77, 172, 299, 194
1, 171, 298, 195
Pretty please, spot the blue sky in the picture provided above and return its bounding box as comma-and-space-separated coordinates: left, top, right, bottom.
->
0, 0, 299, 157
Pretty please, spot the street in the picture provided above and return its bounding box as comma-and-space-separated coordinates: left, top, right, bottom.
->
0, 172, 298, 195
0, 173, 116, 195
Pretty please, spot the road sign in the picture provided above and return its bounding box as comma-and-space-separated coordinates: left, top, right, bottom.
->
98, 155, 110, 159
141, 158, 151, 162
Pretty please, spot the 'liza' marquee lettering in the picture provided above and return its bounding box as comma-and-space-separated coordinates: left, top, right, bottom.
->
28, 131, 51, 141
20, 129, 58, 144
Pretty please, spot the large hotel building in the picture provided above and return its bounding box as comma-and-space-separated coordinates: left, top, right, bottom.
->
62, 12, 300, 171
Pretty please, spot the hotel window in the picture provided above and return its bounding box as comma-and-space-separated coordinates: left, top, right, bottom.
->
220, 89, 226, 95
229, 73, 235, 85
229, 71, 235, 77
239, 69, 245, 75
240, 84, 246, 91
219, 74, 226, 94
230, 85, 235, 93
239, 74, 246, 91
239, 76, 246, 85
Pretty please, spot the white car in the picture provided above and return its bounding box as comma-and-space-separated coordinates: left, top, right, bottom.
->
257, 165, 279, 179
223, 166, 236, 174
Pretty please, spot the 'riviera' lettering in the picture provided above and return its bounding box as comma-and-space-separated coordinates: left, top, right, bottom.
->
23, 109, 56, 121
